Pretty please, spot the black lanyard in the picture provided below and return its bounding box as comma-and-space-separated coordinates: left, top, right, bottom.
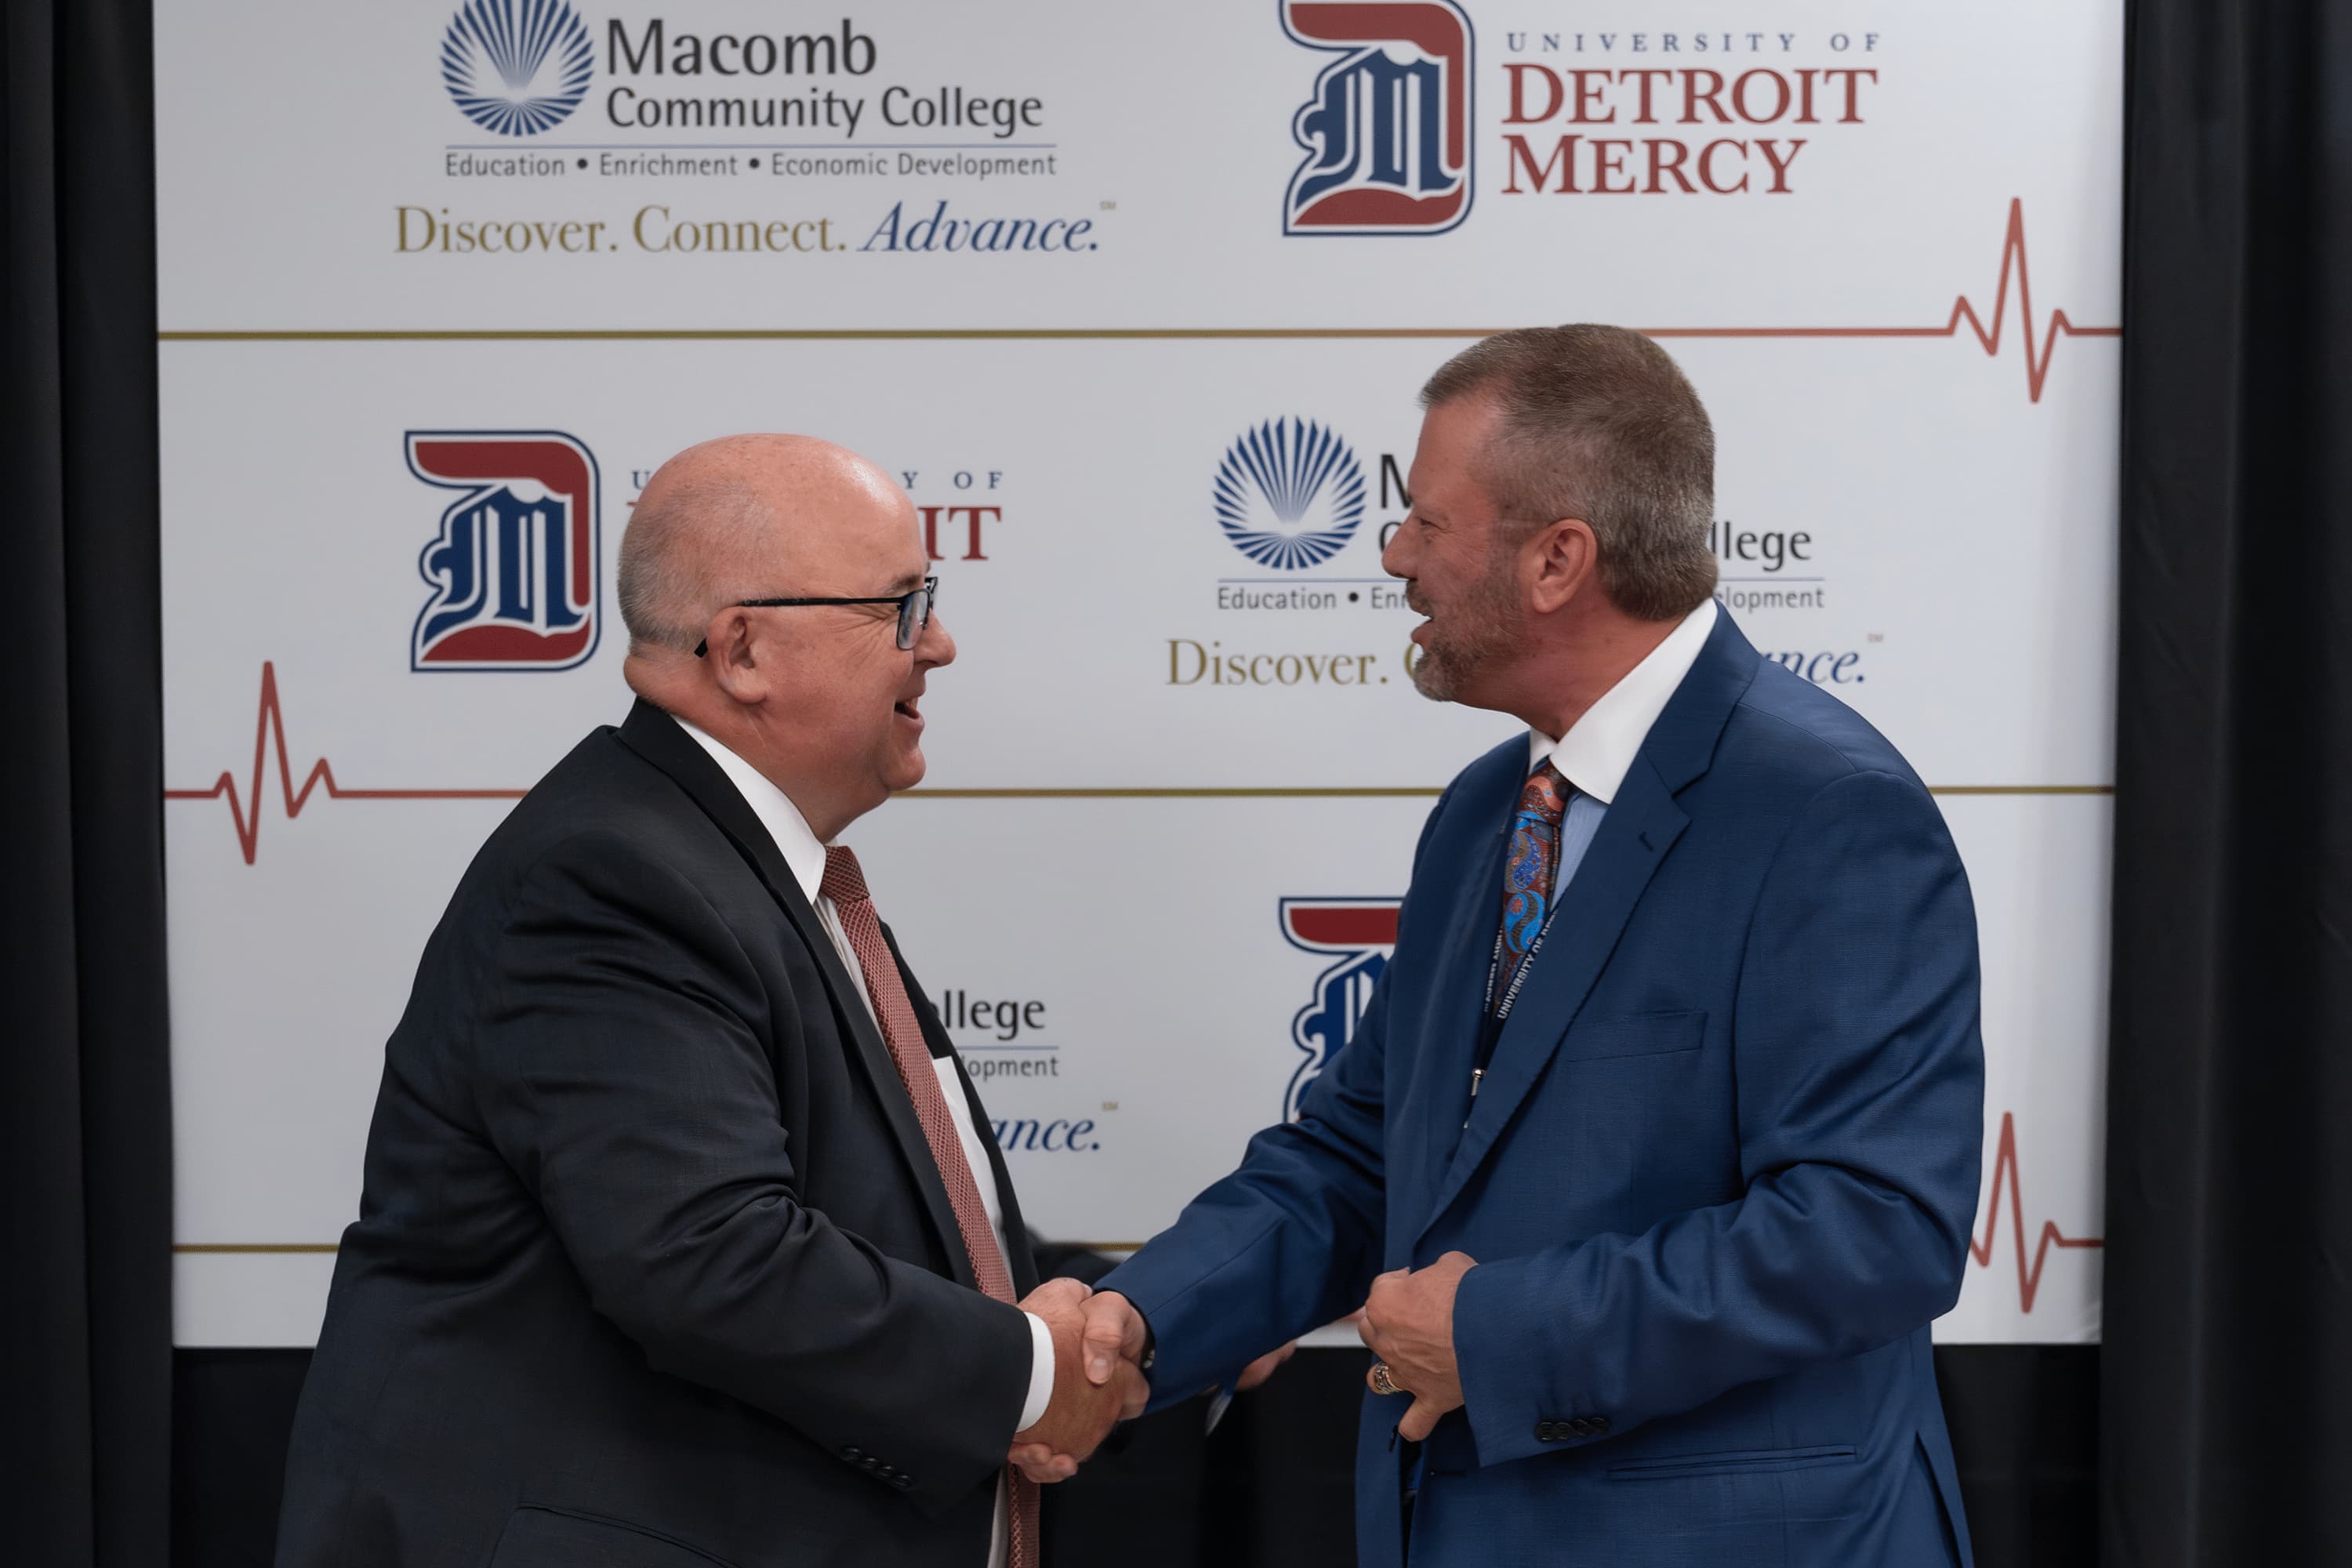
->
1480, 890, 1563, 1027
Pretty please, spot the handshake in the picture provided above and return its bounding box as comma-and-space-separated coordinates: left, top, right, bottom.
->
1000, 1279, 1298, 1483
1002, 1252, 1478, 1482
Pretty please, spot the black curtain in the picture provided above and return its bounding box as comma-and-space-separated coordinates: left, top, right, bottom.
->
2105, 0, 2352, 1563
0, 0, 173, 1563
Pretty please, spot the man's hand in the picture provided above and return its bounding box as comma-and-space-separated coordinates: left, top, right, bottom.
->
1006, 1279, 1145, 1483
1358, 1251, 1476, 1443
1077, 1290, 1151, 1399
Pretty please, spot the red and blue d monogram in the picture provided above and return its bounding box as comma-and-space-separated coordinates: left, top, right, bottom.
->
407, 431, 601, 672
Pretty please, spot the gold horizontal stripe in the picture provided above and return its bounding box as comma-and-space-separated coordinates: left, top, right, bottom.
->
157, 323, 2122, 346
175, 1243, 339, 1254
896, 785, 2114, 800
903, 786, 1444, 799
159, 328, 1508, 343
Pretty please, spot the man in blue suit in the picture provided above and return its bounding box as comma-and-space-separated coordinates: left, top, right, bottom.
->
1075, 326, 1984, 1564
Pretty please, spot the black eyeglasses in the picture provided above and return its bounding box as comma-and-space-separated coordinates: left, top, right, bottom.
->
694, 576, 938, 658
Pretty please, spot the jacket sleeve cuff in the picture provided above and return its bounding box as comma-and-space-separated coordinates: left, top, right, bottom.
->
1094, 1261, 1230, 1417
1454, 1256, 1614, 1468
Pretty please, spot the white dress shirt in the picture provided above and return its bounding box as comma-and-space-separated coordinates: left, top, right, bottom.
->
677, 720, 1051, 1568
1528, 598, 1719, 895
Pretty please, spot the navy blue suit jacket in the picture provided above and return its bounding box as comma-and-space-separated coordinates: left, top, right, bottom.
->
1101, 612, 1984, 1567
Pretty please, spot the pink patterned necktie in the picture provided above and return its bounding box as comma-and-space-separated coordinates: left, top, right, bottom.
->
820, 845, 1037, 1568
1494, 761, 1571, 1014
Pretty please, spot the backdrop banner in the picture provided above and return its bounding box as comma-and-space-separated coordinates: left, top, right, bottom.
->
157, 0, 2121, 1348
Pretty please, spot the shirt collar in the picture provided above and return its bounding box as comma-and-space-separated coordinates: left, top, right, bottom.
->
1528, 598, 1719, 805
673, 717, 829, 905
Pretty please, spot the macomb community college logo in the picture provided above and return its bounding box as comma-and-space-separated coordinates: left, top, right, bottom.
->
408, 431, 601, 671
1280, 898, 1401, 1121
441, 0, 593, 137
1214, 417, 1367, 570
1280, 1, 1474, 235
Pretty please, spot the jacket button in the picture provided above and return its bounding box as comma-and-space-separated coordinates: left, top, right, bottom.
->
843, 1447, 863, 1461
1534, 1421, 1559, 1442
893, 1475, 914, 1490
1588, 1416, 1610, 1434
1570, 1417, 1594, 1436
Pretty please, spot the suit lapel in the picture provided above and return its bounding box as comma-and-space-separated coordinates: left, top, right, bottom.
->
1393, 761, 1519, 1238
1412, 611, 1762, 1249
613, 702, 978, 1290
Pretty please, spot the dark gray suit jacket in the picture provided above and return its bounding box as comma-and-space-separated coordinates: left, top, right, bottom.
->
276, 702, 1040, 1567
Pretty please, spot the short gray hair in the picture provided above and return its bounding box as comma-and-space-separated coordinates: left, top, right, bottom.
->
1419, 324, 1717, 620
616, 475, 778, 653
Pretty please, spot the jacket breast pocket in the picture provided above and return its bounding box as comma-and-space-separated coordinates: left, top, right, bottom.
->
1556, 1008, 1707, 1063
492, 1505, 738, 1567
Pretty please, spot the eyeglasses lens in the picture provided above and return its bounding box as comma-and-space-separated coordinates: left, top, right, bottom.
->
896, 586, 932, 650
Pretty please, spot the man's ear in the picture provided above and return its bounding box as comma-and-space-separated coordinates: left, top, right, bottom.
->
703, 610, 776, 704
1528, 517, 1599, 615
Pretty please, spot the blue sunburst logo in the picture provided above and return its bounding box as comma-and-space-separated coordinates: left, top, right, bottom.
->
441, 0, 593, 137
1212, 418, 1367, 571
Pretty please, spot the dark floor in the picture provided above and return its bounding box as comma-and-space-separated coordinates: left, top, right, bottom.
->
174, 1343, 2093, 1566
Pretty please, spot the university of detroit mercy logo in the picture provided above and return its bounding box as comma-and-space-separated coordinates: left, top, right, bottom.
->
441, 0, 593, 137
407, 432, 601, 671
1280, 898, 1403, 1121
1280, 1, 1474, 236
1214, 417, 1367, 569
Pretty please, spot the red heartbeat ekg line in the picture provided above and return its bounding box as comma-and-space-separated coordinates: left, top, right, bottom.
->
1971, 1109, 2103, 1312
1643, 199, 2119, 404
164, 661, 525, 865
